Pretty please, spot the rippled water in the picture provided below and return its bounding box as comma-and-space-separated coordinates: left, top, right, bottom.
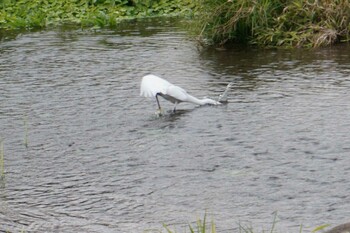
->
1, 18, 350, 233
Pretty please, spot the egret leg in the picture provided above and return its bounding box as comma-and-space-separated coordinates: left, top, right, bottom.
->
155, 94, 163, 116
173, 102, 178, 113
155, 94, 161, 111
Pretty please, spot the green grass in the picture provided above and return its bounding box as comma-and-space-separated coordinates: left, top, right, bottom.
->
2, 0, 348, 47
193, 0, 350, 48
0, 0, 196, 30
155, 212, 336, 233
162, 213, 216, 233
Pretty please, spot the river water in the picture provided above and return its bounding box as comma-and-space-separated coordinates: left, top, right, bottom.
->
0, 18, 350, 233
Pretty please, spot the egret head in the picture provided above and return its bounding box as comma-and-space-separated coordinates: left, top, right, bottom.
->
218, 82, 233, 103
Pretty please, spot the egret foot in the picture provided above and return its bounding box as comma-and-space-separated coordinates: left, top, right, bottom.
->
155, 108, 164, 117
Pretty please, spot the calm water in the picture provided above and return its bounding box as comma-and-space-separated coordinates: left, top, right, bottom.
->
0, 18, 350, 233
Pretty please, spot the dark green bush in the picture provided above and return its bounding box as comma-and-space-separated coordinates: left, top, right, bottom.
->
195, 0, 350, 47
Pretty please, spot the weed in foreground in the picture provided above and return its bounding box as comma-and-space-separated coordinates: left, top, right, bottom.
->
162, 213, 216, 233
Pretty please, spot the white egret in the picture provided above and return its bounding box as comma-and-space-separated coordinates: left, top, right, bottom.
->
140, 74, 221, 114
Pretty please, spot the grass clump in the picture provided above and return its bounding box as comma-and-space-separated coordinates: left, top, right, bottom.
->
162, 213, 216, 233
158, 212, 334, 233
194, 0, 350, 48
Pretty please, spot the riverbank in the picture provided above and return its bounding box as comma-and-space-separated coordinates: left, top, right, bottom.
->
195, 0, 350, 48
1, 0, 349, 48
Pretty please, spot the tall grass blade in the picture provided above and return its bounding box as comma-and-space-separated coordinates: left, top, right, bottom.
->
211, 219, 216, 233
312, 224, 331, 232
299, 224, 303, 233
163, 223, 175, 233
270, 211, 278, 233
189, 224, 195, 233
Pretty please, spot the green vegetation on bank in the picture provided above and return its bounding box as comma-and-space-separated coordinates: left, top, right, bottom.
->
194, 0, 350, 48
0, 0, 195, 30
1, 0, 350, 47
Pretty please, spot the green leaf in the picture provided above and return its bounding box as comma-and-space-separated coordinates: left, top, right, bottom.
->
312, 224, 331, 232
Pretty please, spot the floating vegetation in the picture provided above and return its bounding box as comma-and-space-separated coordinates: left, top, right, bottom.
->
194, 0, 350, 48
0, 0, 196, 30
2, 0, 348, 47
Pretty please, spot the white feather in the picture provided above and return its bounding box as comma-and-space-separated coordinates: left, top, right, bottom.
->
140, 74, 221, 111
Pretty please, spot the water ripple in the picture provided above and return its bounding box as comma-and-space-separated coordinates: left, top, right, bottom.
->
1, 19, 350, 233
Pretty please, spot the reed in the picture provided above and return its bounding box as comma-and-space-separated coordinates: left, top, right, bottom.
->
194, 0, 350, 47
188, 213, 216, 233
162, 213, 216, 233
158, 212, 335, 233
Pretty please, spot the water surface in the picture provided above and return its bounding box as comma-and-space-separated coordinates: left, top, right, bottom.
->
0, 18, 350, 232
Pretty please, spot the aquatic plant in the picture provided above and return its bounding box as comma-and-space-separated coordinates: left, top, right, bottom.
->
312, 224, 331, 232
163, 213, 216, 233
194, 0, 350, 47
0, 0, 196, 30
158, 212, 337, 233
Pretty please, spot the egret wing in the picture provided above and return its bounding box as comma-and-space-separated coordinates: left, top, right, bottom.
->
166, 85, 188, 102
140, 74, 172, 97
